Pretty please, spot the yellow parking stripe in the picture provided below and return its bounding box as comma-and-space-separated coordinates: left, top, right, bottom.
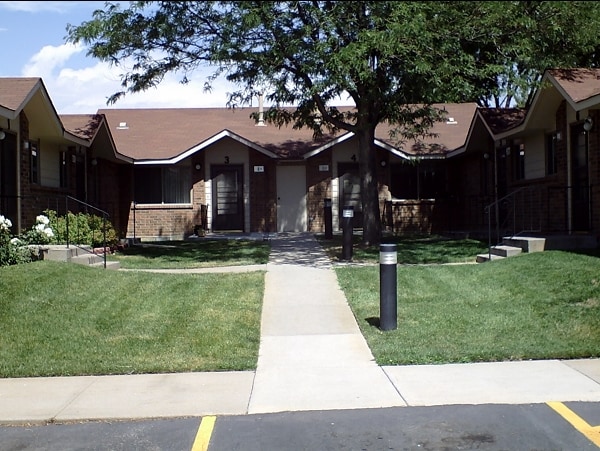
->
547, 402, 600, 447
191, 415, 217, 451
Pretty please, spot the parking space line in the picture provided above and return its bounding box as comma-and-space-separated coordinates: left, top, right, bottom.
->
547, 401, 600, 447
191, 415, 216, 451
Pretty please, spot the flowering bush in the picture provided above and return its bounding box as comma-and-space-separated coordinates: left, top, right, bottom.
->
21, 214, 55, 245
0, 214, 35, 267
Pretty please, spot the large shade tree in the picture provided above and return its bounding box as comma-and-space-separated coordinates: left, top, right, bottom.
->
66, 1, 600, 245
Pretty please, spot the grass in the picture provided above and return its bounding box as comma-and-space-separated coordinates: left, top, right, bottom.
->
0, 260, 264, 377
336, 250, 600, 365
109, 238, 270, 269
317, 233, 488, 264
1, 236, 599, 377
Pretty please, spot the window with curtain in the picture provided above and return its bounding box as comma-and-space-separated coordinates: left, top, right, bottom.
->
134, 163, 191, 204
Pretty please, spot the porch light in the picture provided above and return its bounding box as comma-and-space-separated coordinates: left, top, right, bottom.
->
584, 116, 593, 132
0, 129, 4, 140
195, 163, 202, 170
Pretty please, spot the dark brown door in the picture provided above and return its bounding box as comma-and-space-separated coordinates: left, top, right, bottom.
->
211, 165, 244, 231
0, 133, 18, 222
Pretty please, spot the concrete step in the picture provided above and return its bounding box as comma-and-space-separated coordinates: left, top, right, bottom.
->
42, 245, 93, 262
476, 253, 506, 263
89, 260, 121, 271
490, 245, 522, 258
71, 253, 106, 266
502, 237, 546, 253
41, 245, 118, 269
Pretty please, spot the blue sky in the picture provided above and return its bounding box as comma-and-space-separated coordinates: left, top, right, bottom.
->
0, 1, 244, 114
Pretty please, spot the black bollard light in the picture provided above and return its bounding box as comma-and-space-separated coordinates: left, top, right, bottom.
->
341, 206, 354, 261
379, 243, 397, 331
324, 198, 333, 239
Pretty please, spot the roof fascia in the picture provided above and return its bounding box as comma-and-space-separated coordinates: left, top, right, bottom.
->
303, 132, 355, 159
63, 130, 90, 147
446, 109, 481, 158
495, 70, 600, 141
133, 129, 278, 165
98, 114, 134, 163
0, 106, 17, 119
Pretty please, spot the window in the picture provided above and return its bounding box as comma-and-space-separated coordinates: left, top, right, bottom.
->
30, 141, 39, 184
389, 160, 445, 199
546, 133, 558, 175
59, 151, 68, 188
134, 164, 191, 204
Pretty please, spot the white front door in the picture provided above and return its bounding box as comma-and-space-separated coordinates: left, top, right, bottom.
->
276, 165, 307, 232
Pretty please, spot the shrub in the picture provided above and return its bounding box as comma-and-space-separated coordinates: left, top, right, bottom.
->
21, 214, 55, 245
45, 210, 119, 247
0, 215, 35, 267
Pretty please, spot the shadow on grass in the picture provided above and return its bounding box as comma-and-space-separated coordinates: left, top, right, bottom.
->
318, 234, 488, 264
113, 239, 270, 268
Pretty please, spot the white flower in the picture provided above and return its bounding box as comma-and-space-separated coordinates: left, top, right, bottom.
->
43, 228, 54, 238
9, 237, 22, 246
0, 215, 12, 230
35, 223, 46, 233
36, 215, 50, 225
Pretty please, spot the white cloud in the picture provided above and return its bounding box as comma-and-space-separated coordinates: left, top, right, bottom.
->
0, 1, 95, 13
22, 43, 84, 79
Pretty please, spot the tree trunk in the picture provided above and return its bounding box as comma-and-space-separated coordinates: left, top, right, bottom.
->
357, 127, 381, 246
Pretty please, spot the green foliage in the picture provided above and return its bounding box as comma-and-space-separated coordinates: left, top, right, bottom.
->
65, 1, 600, 244
0, 214, 36, 267
20, 214, 55, 245
45, 209, 119, 247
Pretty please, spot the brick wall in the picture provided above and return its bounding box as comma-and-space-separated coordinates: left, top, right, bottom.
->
306, 151, 332, 232
249, 150, 277, 232
125, 155, 207, 240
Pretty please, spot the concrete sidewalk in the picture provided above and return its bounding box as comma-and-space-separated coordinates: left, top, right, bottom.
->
0, 233, 599, 424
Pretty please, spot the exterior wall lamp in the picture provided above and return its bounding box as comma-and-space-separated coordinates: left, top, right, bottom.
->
0, 129, 5, 140
584, 116, 593, 132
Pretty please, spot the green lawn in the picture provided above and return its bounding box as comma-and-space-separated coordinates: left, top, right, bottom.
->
317, 233, 488, 264
0, 261, 264, 377
109, 238, 270, 269
336, 250, 600, 365
1, 237, 598, 378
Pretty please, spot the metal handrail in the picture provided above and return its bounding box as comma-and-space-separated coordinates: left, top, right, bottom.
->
66, 196, 110, 269
483, 186, 540, 261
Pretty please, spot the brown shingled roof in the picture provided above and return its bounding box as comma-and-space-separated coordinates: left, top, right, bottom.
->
60, 114, 104, 141
479, 108, 526, 135
0, 77, 42, 113
99, 107, 342, 161
375, 103, 478, 155
548, 68, 600, 103
100, 103, 477, 161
